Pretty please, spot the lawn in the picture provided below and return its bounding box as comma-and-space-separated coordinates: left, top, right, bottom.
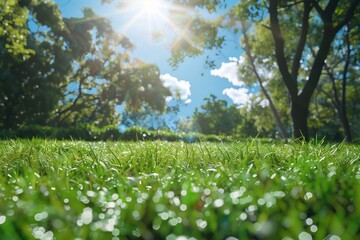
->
0, 139, 359, 239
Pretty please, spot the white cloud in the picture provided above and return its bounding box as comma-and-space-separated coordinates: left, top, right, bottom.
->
184, 99, 192, 104
160, 73, 191, 103
222, 88, 252, 106
211, 56, 275, 85
210, 56, 245, 86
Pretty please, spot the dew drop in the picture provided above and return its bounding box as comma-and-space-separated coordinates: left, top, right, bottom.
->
328, 235, 341, 240
213, 199, 224, 208
0, 215, 6, 225
310, 225, 318, 233
305, 218, 313, 225
304, 192, 313, 200
196, 219, 207, 229
80, 207, 93, 225
34, 212, 48, 221
298, 231, 312, 240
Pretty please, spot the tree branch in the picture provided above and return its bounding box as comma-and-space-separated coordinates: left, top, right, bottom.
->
317, 87, 338, 110
279, 0, 304, 10
323, 62, 340, 110
291, 1, 311, 82
341, 25, 351, 114
300, 27, 335, 101
241, 20, 289, 138
324, 0, 340, 20
269, 0, 298, 97
334, 0, 360, 32
310, 0, 326, 21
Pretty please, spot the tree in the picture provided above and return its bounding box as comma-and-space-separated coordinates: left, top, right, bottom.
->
0, 1, 171, 129
169, 0, 360, 140
312, 22, 360, 142
0, 0, 66, 129
237, 20, 289, 138
120, 97, 186, 131
268, 0, 359, 140
192, 95, 241, 135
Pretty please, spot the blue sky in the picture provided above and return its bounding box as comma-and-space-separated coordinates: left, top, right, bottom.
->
55, 0, 250, 118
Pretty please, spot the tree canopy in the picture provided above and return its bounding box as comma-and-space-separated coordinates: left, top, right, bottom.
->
0, 0, 171, 130
168, 0, 360, 141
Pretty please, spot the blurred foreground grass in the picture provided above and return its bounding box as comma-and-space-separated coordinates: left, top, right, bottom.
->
0, 139, 359, 239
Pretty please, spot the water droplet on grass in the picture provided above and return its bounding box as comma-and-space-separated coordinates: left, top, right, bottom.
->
203, 188, 211, 196
328, 235, 341, 240
196, 219, 207, 229
166, 191, 175, 198
15, 188, 23, 195
80, 207, 93, 225
298, 231, 312, 240
34, 212, 48, 221
169, 218, 179, 226
159, 212, 169, 221
213, 199, 224, 208
87, 191, 96, 198
257, 198, 265, 205
238, 212, 247, 221
180, 204, 187, 211
132, 210, 141, 220
153, 218, 162, 230
304, 192, 313, 200
0, 215, 6, 225
225, 237, 239, 240
112, 228, 120, 236
247, 205, 257, 212
310, 225, 318, 233
327, 171, 336, 178
107, 202, 116, 208
305, 218, 313, 225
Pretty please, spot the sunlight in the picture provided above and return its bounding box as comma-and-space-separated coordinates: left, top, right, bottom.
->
118, 0, 196, 48
120, 0, 169, 32
141, 0, 163, 16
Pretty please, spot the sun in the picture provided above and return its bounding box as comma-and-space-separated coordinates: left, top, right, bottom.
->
120, 0, 170, 33
117, 0, 196, 49
141, 0, 164, 16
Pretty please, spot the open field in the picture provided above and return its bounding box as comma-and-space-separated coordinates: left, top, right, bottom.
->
0, 139, 359, 239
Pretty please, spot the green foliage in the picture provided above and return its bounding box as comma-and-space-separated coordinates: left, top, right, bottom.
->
193, 95, 241, 136
0, 125, 120, 141
121, 126, 154, 141
0, 140, 359, 239
0, 0, 34, 58
0, 1, 171, 130
0, 125, 233, 143
169, 0, 360, 140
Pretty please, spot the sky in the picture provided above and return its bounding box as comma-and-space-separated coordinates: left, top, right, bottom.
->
55, 0, 250, 119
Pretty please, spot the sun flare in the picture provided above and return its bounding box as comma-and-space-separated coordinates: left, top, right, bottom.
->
120, 0, 170, 32
141, 0, 164, 16
118, 0, 195, 49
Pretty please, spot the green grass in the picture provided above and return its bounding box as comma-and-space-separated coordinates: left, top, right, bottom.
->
0, 139, 359, 239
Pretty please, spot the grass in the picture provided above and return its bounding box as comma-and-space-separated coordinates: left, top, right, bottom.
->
0, 139, 359, 239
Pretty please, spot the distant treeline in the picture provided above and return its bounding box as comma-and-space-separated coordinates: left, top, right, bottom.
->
0, 125, 233, 143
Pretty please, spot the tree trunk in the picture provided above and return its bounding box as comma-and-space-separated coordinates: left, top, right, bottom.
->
291, 97, 309, 140
240, 20, 289, 139
339, 107, 352, 142
339, 26, 352, 143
